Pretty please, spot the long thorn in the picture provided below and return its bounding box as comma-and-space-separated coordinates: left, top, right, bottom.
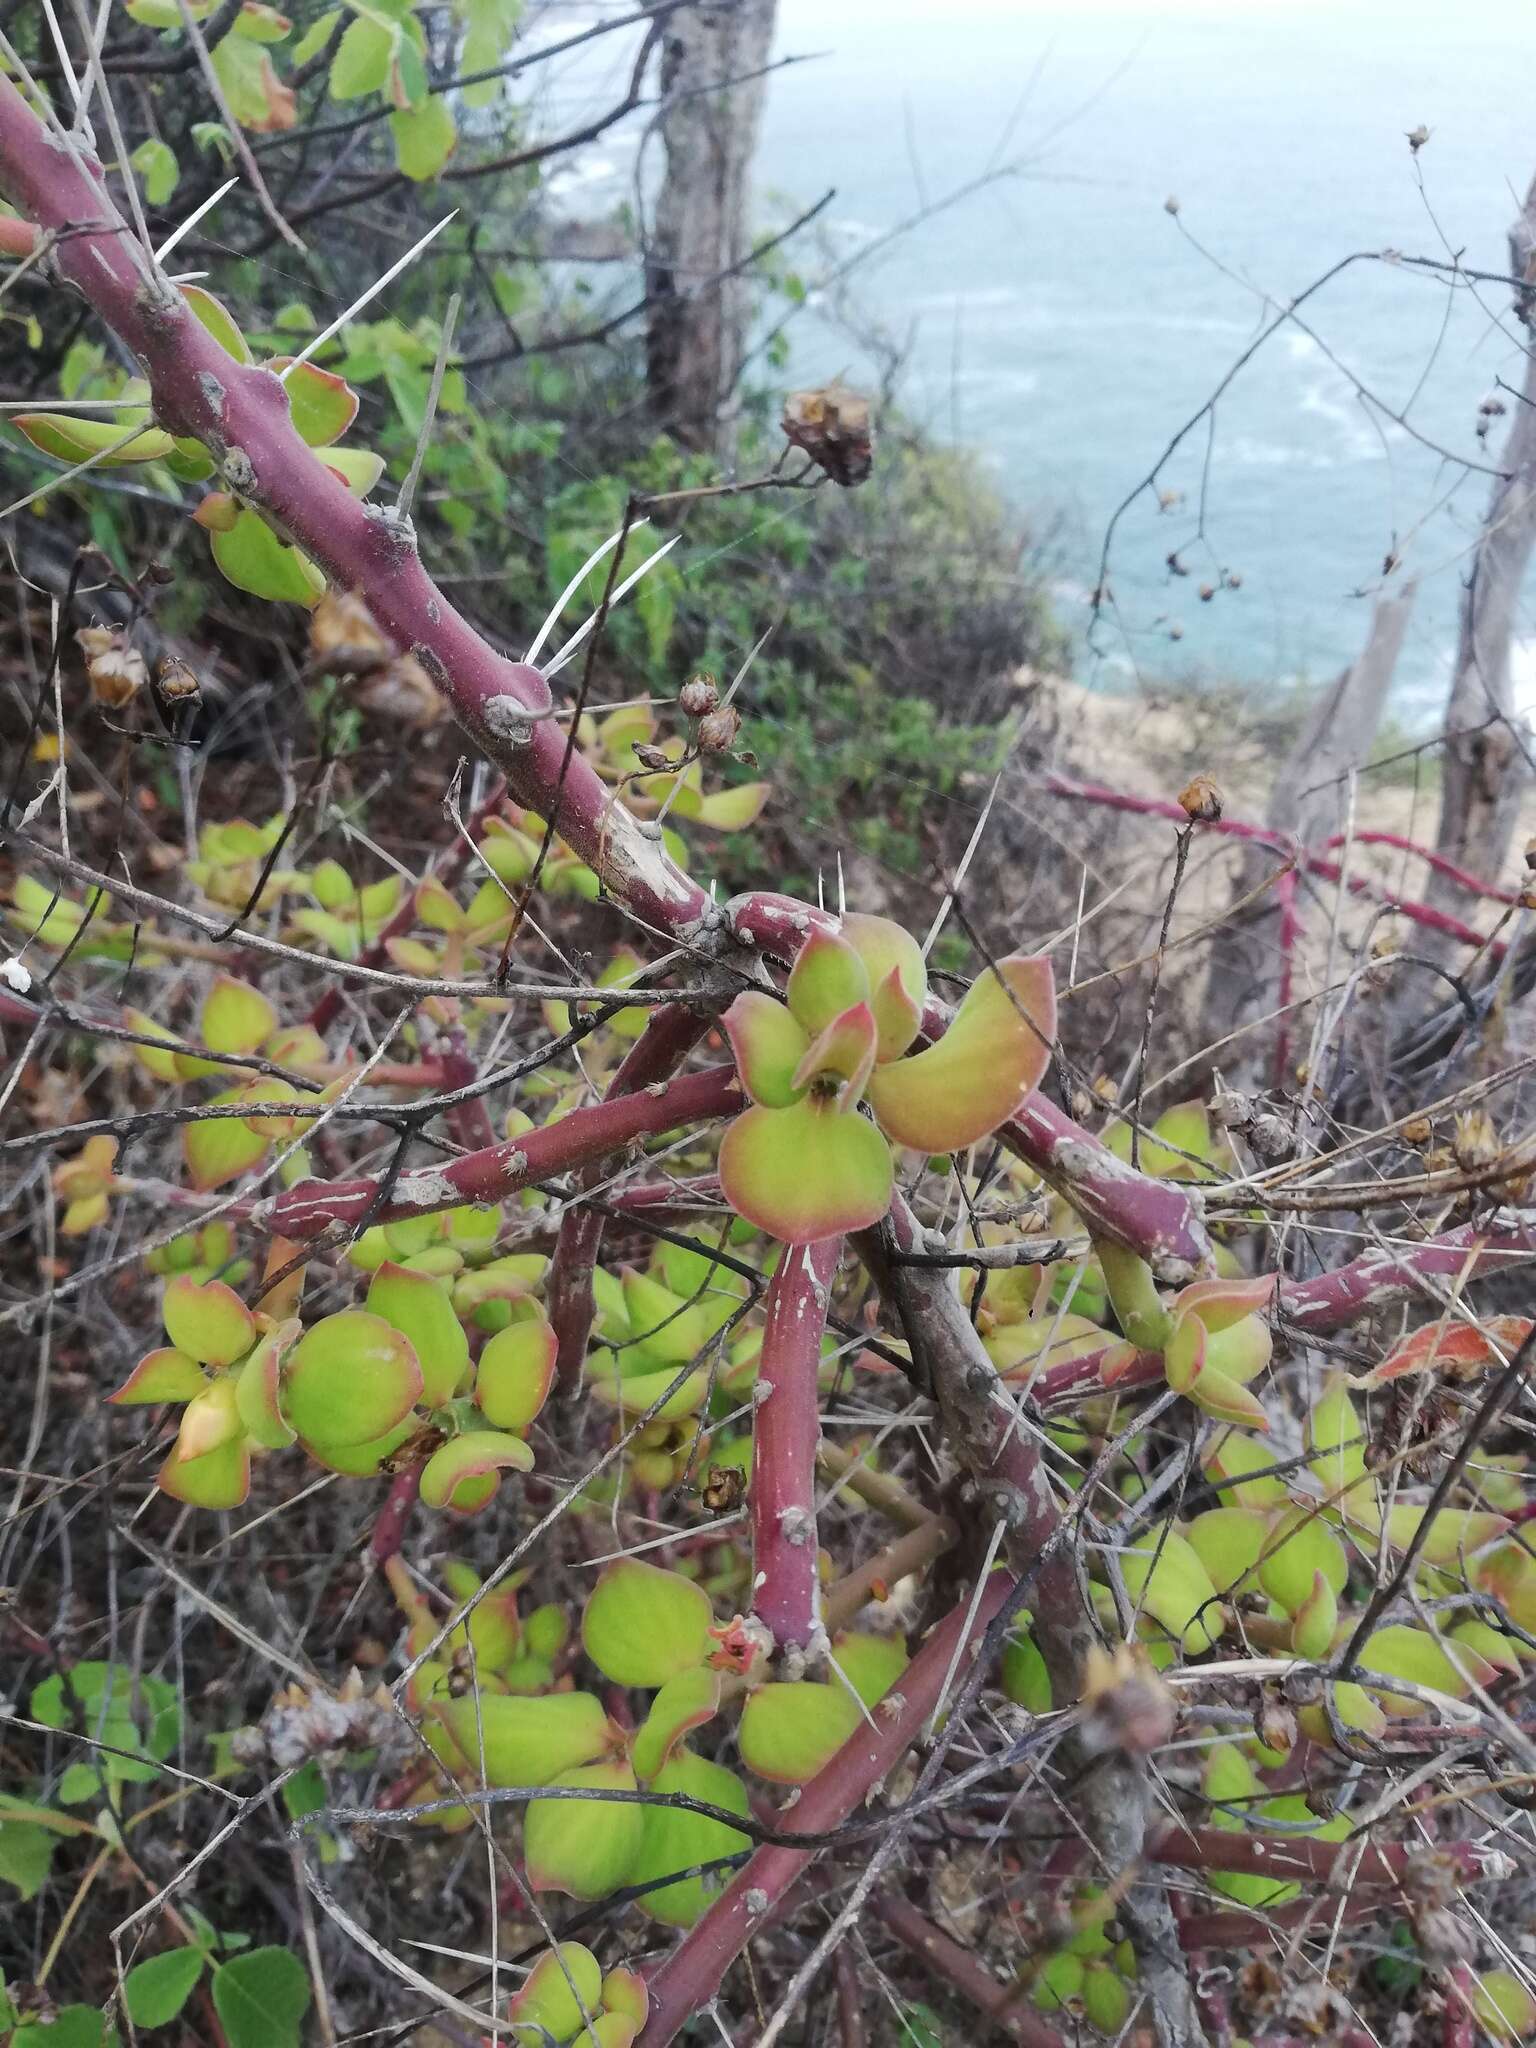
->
281, 214, 458, 380
525, 523, 644, 669
154, 176, 239, 264
543, 534, 681, 678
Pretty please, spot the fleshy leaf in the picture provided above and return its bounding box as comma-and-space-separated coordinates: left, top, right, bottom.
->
1360, 1623, 1497, 1715
110, 1347, 206, 1405
524, 1759, 643, 1899
184, 1090, 273, 1189
1184, 1507, 1267, 1595
619, 1268, 705, 1362
830, 1632, 908, 1709
1355, 1314, 1533, 1390
475, 1316, 558, 1432
210, 507, 326, 607
1117, 1530, 1224, 1654
12, 410, 173, 465
626, 1749, 751, 1928
1383, 1504, 1510, 1564
631, 1667, 721, 1781
840, 913, 928, 1060
436, 1690, 612, 1786
175, 1376, 244, 1461
866, 954, 1055, 1151
720, 991, 810, 1109
158, 1434, 249, 1509
738, 1682, 861, 1783
581, 1559, 712, 1688
792, 1000, 878, 1104
201, 974, 279, 1055
785, 930, 870, 1035
419, 1430, 534, 1514
281, 1309, 422, 1446
234, 1325, 298, 1448
508, 1944, 603, 2044
1257, 1508, 1348, 1614
717, 1097, 893, 1244
267, 358, 358, 445
1175, 1272, 1278, 1334
182, 285, 252, 363
163, 1275, 255, 1366
367, 1261, 468, 1406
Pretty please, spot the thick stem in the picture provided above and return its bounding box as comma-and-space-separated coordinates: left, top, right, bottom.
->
369, 1463, 423, 1566
261, 1064, 741, 1239
0, 83, 706, 937
1000, 1095, 1212, 1286
870, 1892, 1066, 2048
1149, 1827, 1508, 1888
750, 1236, 840, 1655
636, 1574, 1013, 2048
545, 1005, 709, 1389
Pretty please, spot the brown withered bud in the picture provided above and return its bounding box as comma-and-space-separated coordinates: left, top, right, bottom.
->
1077, 1643, 1175, 1757
781, 381, 873, 486
1070, 1087, 1098, 1121
1401, 1114, 1433, 1147
1247, 1112, 1294, 1161
702, 1464, 746, 1515
1177, 773, 1223, 822
1452, 1108, 1499, 1172
1198, 583, 1216, 602
1405, 123, 1431, 152
633, 742, 676, 774
143, 560, 176, 586
1166, 551, 1189, 577
1223, 568, 1243, 589
697, 706, 742, 754
1521, 886, 1536, 912
1254, 1691, 1297, 1758
1168, 622, 1184, 641
1164, 194, 1181, 215
1212, 1087, 1253, 1131
77, 624, 147, 708
678, 674, 719, 719
155, 655, 202, 708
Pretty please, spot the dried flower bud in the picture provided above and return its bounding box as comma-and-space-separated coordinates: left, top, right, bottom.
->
1078, 1642, 1175, 1757
1247, 1111, 1294, 1161
1164, 194, 1181, 214
697, 706, 742, 754
1405, 123, 1431, 151
77, 624, 147, 708
781, 381, 874, 486
1224, 568, 1243, 589
633, 742, 676, 774
1254, 1692, 1297, 1758
679, 674, 719, 719
1453, 1108, 1499, 1172
1400, 1115, 1433, 1147
155, 655, 202, 707
143, 560, 176, 586
1198, 583, 1216, 602
1211, 1087, 1252, 1131
1177, 774, 1223, 823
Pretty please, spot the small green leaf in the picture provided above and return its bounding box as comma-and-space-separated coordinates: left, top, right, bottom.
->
209, 508, 326, 608
283, 1310, 422, 1447
391, 98, 456, 181
130, 138, 179, 206
124, 1949, 205, 2029
0, 1818, 58, 1899
292, 8, 340, 64
182, 287, 252, 365
329, 16, 394, 99
268, 359, 358, 446
211, 1948, 310, 2048
11, 2007, 116, 2048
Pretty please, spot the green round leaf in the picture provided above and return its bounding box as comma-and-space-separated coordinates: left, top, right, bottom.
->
367, 1261, 468, 1407
211, 1948, 310, 2048
124, 1949, 205, 2029
475, 1316, 557, 1432
162, 1276, 255, 1368
717, 1097, 893, 1244
738, 1682, 861, 1784
524, 1760, 643, 1900
282, 1310, 422, 1447
626, 1750, 750, 1928
435, 1690, 613, 1787
580, 1560, 712, 1688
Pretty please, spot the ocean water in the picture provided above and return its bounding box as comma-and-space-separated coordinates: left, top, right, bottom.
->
751, 0, 1536, 718
535, 0, 1536, 719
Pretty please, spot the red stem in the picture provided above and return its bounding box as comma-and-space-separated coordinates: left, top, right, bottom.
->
439, 1029, 497, 1154
750, 1236, 840, 1654
545, 1004, 709, 1389
870, 1891, 1066, 2048
261, 1063, 741, 1239
1150, 1825, 1507, 1888
369, 1462, 423, 1565
0, 85, 706, 939
636, 1574, 1013, 2047
1041, 772, 1505, 954
1272, 863, 1301, 1087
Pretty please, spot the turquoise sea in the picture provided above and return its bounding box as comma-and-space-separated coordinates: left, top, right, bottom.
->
749, 0, 1536, 716
536, 0, 1536, 717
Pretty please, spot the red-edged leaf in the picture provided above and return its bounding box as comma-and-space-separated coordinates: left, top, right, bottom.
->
718, 1098, 893, 1244
866, 954, 1055, 1152
791, 999, 878, 1103
720, 990, 810, 1109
